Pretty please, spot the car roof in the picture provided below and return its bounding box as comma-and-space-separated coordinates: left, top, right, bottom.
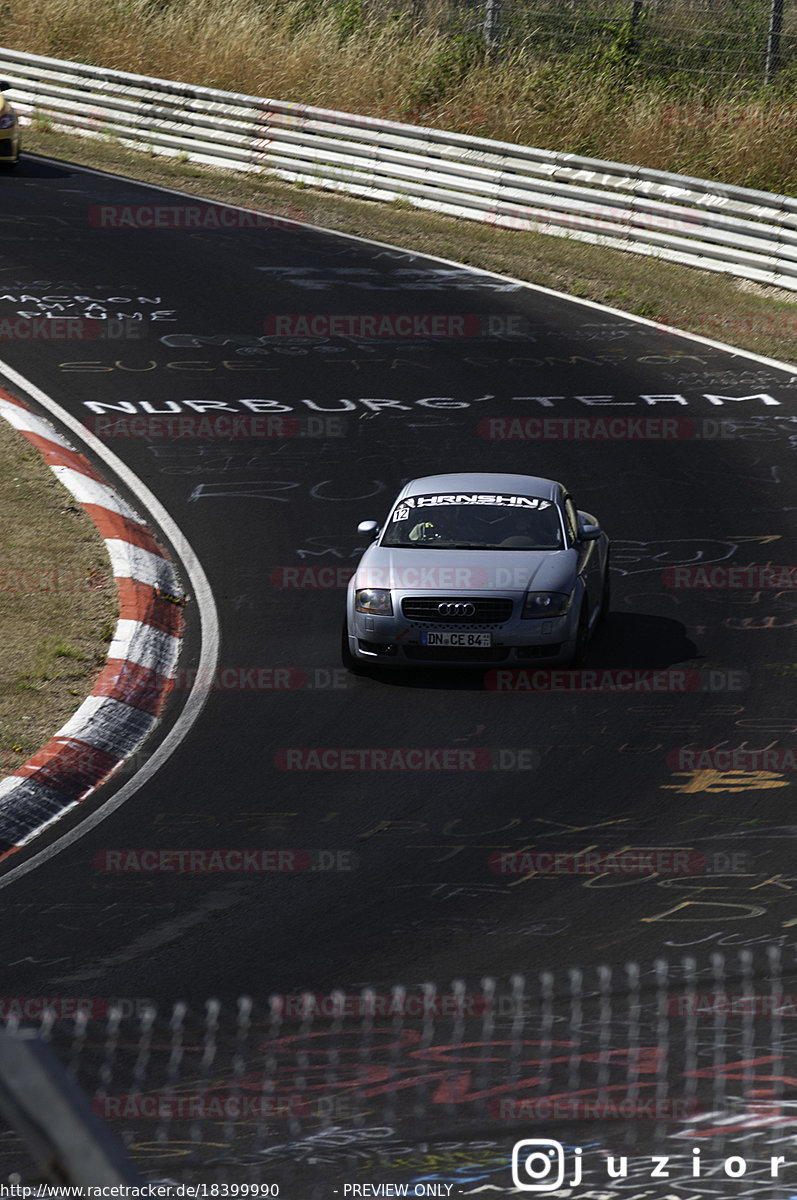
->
397, 473, 562, 502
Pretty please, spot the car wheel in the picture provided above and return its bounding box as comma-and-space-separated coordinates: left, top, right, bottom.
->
598, 549, 611, 622
569, 600, 589, 667
341, 618, 367, 675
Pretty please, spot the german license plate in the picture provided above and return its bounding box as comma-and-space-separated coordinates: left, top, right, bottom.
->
421, 631, 492, 647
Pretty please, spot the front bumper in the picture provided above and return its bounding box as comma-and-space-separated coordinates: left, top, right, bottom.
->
346, 591, 576, 667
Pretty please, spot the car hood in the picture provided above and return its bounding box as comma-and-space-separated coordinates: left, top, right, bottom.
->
355, 545, 578, 593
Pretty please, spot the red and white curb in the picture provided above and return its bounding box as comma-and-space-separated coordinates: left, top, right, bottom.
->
0, 386, 184, 861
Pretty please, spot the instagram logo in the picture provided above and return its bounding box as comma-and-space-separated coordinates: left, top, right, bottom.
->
512, 1140, 573, 1191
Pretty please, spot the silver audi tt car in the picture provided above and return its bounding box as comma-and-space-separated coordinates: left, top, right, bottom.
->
342, 472, 610, 670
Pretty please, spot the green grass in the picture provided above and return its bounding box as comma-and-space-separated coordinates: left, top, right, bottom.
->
9, 0, 797, 193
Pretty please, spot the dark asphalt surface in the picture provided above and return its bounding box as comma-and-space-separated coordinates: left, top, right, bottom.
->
0, 153, 796, 1195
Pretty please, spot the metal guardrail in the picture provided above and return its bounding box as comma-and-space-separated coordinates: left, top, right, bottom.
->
0, 1029, 143, 1185
3, 45, 797, 291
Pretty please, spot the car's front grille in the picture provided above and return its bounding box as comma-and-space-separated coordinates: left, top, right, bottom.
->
401, 597, 514, 624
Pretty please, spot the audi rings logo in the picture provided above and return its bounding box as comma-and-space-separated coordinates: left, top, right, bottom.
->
437, 602, 476, 617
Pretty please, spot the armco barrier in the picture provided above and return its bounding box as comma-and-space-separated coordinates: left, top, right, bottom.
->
4, 46, 797, 290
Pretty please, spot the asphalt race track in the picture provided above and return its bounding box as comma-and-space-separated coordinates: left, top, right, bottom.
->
1, 153, 796, 1196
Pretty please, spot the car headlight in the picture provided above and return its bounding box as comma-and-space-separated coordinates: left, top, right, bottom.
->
355, 588, 393, 615
522, 591, 570, 618
0, 111, 15, 129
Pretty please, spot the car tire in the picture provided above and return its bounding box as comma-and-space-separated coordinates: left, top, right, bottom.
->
341, 618, 367, 676
598, 548, 611, 622
569, 599, 589, 667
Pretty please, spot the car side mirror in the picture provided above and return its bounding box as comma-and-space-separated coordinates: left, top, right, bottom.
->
357, 520, 379, 537
579, 523, 601, 541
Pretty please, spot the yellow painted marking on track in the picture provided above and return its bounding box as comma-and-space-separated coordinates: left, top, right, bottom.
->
662, 770, 790, 793
726, 535, 782, 543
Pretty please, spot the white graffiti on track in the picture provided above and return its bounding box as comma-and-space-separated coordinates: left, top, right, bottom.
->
611, 540, 739, 576
663, 930, 797, 950
203, 1125, 403, 1168
662, 368, 797, 390
81, 395, 496, 418
161, 332, 377, 356
0, 289, 177, 322
388, 915, 572, 939
294, 537, 373, 560
187, 479, 388, 503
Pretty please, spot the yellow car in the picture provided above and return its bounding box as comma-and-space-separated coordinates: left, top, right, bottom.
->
0, 82, 20, 166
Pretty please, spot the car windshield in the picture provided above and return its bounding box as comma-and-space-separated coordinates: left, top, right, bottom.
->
380, 493, 564, 550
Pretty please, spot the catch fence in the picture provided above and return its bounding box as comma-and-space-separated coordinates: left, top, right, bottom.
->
0, 950, 794, 1196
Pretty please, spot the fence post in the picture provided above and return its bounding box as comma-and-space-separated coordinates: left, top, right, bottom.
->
766, 0, 784, 82
485, 0, 502, 55
628, 0, 645, 54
